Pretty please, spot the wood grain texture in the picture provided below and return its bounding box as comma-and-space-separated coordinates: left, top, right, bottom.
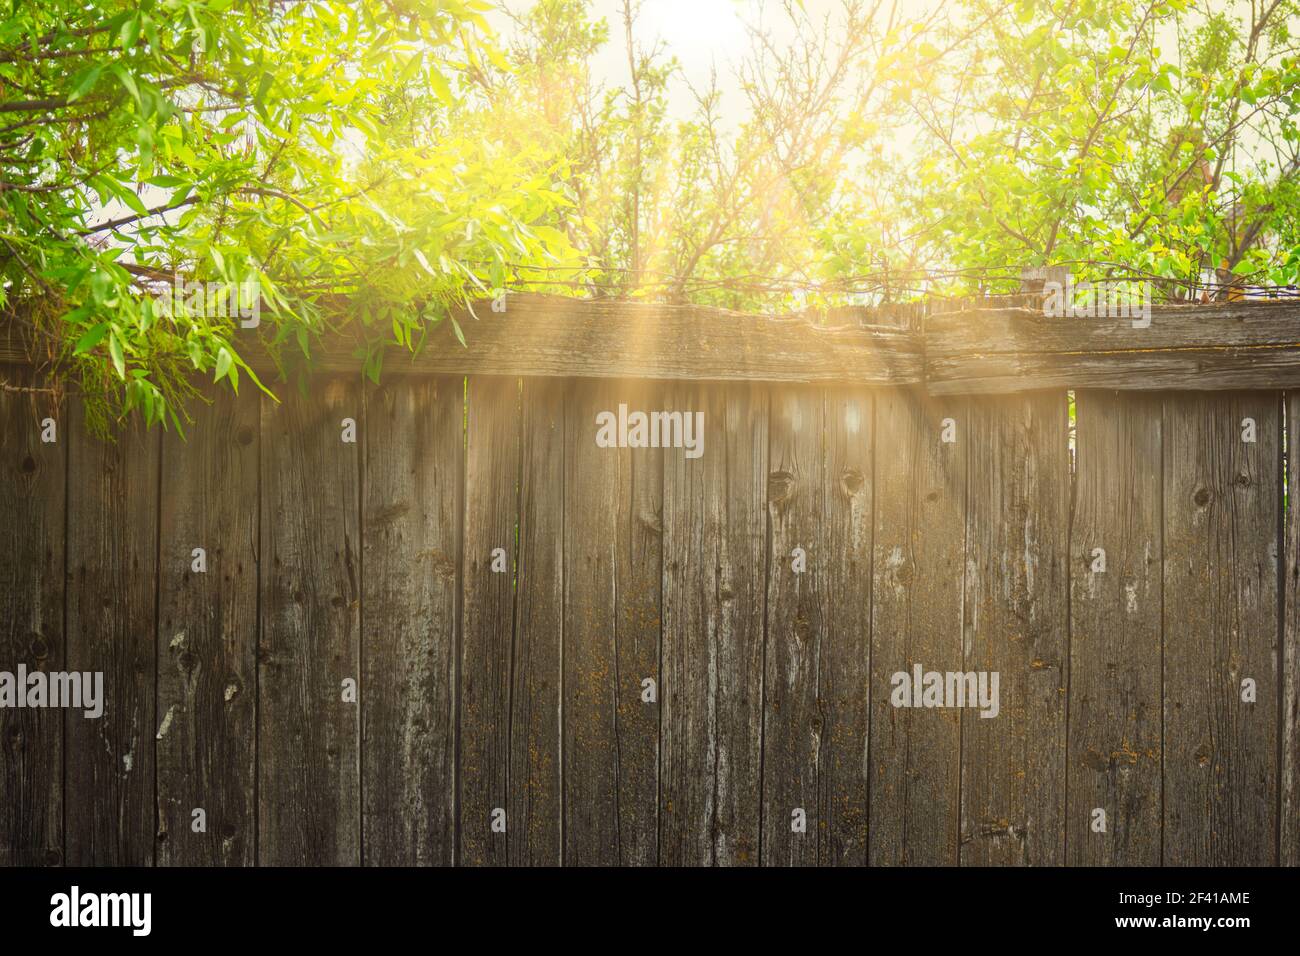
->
258, 376, 361, 865
926, 348, 1300, 395
361, 376, 461, 865
927, 301, 1300, 355
510, 378, 564, 864
869, 388, 965, 866
563, 379, 661, 865
0, 367, 64, 865
1284, 392, 1300, 867
191, 295, 919, 385
816, 387, 873, 862
459, 376, 520, 866
661, 382, 767, 865
1067, 391, 1162, 865
761, 386, 828, 865
1162, 392, 1279, 866
65, 401, 159, 865
612, 384, 665, 866
960, 392, 1069, 866
156, 387, 258, 866
761, 387, 871, 864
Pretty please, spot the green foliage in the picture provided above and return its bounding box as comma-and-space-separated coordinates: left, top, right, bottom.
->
5, 0, 1300, 430
0, 0, 577, 431
496, 0, 1300, 307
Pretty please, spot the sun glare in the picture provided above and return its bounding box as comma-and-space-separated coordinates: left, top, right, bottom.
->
636, 0, 749, 73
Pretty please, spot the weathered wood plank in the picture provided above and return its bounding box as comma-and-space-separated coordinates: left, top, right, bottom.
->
928, 301, 1300, 353
1284, 392, 1300, 867
661, 382, 767, 865
925, 302, 1300, 394
511, 377, 564, 865
0, 367, 64, 866
1066, 391, 1162, 865
927, 348, 1300, 395
869, 388, 965, 866
563, 379, 662, 865
258, 376, 361, 865
156, 387, 258, 866
65, 402, 159, 865
816, 387, 873, 862
761, 386, 827, 865
0, 296, 922, 386
279, 296, 920, 385
960, 392, 1069, 866
459, 376, 520, 866
762, 386, 871, 864
1163, 392, 1279, 866
361, 376, 461, 865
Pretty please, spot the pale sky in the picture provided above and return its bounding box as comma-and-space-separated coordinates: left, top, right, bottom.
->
492, 0, 818, 120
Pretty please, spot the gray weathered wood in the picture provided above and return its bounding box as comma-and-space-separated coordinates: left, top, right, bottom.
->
761, 386, 871, 864
214, 295, 920, 385
258, 376, 361, 865
869, 388, 965, 865
661, 382, 767, 865
762, 385, 828, 865
925, 302, 1300, 394
927, 348, 1300, 395
929, 301, 1300, 353
816, 387, 873, 862
1284, 392, 1300, 867
0, 367, 64, 865
156, 387, 258, 866
361, 376, 461, 865
511, 378, 564, 864
960, 392, 1069, 866
563, 379, 661, 865
459, 376, 520, 866
65, 401, 159, 865
1066, 391, 1162, 865
1162, 391, 1279, 865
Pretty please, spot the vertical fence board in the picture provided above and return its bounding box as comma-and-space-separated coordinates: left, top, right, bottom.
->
819, 387, 873, 863
762, 386, 827, 865
361, 376, 461, 865
1163, 392, 1279, 865
614, 382, 663, 865
961, 392, 1068, 866
1067, 391, 1162, 865
870, 389, 965, 865
258, 376, 360, 865
563, 380, 661, 865
65, 403, 158, 865
0, 369, 64, 865
512, 377, 564, 864
661, 382, 767, 865
1285, 393, 1300, 867
156, 388, 258, 865
459, 376, 520, 866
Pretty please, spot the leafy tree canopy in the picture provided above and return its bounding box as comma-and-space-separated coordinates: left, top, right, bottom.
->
3, 0, 1299, 429
1, 0, 579, 430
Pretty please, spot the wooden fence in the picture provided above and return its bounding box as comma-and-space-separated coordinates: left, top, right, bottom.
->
1, 293, 1298, 866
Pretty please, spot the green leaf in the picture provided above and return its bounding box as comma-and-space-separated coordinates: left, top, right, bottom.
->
67, 64, 104, 103
428, 67, 454, 105
214, 347, 233, 383
120, 15, 141, 51
108, 333, 126, 378
412, 248, 436, 275
74, 323, 109, 354
110, 64, 140, 105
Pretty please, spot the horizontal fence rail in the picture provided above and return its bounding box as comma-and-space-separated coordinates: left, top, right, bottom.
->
6, 293, 1300, 392
2, 367, 1298, 866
